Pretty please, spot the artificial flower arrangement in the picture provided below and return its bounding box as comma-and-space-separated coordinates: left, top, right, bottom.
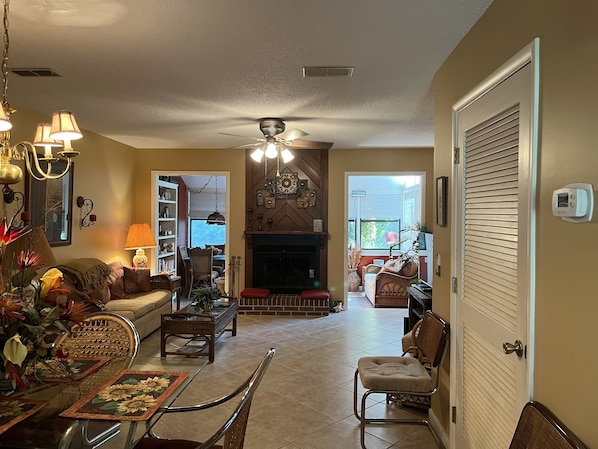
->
0, 218, 87, 391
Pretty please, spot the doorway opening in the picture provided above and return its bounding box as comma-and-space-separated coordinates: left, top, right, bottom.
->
152, 171, 229, 296
346, 173, 428, 305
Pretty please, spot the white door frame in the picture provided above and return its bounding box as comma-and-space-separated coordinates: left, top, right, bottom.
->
449, 39, 540, 449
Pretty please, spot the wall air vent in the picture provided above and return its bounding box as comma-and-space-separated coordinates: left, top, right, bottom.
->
10, 68, 61, 77
303, 66, 354, 78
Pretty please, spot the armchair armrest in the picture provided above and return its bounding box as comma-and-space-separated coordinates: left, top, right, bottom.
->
362, 264, 382, 285
374, 271, 418, 298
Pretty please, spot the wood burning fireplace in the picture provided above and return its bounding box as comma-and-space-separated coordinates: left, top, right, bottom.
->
245, 232, 327, 294
245, 147, 329, 294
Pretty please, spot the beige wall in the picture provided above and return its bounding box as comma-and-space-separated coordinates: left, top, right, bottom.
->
7, 105, 136, 265
434, 0, 598, 446
328, 148, 434, 303
130, 148, 246, 285
5, 110, 434, 303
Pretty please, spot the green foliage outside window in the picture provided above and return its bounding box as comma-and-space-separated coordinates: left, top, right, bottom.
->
360, 220, 400, 249
190, 219, 226, 248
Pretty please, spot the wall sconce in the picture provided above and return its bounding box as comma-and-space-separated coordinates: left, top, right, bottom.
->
77, 196, 96, 228
2, 185, 29, 230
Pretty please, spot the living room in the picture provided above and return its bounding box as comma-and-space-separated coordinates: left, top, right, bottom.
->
0, 1, 596, 448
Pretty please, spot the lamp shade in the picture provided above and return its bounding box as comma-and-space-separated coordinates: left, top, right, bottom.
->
49, 111, 83, 141
34, 123, 61, 147
124, 223, 157, 250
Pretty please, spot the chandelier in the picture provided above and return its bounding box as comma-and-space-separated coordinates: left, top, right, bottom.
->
0, 0, 82, 184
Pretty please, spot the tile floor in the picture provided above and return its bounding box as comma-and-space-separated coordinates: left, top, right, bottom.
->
129, 293, 441, 449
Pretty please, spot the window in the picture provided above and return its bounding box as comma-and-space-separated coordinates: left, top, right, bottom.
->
360, 219, 400, 249
348, 174, 423, 253
190, 219, 226, 248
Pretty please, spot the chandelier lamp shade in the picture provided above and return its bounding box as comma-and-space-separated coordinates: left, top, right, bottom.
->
0, 0, 83, 185
206, 176, 225, 225
124, 223, 157, 268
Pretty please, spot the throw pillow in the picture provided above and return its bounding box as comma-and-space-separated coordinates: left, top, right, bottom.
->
107, 261, 127, 300
123, 267, 152, 294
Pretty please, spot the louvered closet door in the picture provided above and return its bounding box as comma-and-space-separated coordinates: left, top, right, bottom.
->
453, 48, 537, 449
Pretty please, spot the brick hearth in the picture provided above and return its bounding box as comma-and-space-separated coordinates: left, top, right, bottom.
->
238, 294, 329, 317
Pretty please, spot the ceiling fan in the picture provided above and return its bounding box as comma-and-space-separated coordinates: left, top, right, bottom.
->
221, 118, 334, 163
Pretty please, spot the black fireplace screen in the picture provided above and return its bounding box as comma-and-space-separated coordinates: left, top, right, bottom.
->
252, 234, 321, 293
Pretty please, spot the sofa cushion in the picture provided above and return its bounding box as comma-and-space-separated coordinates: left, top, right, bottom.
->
123, 267, 152, 294
240, 287, 270, 299
104, 289, 171, 320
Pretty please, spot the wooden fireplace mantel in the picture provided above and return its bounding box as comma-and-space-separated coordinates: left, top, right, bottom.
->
244, 231, 328, 249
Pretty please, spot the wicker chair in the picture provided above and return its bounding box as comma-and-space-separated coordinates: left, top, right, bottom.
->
189, 247, 216, 288
509, 401, 588, 449
61, 312, 140, 368
132, 348, 275, 449
353, 310, 449, 449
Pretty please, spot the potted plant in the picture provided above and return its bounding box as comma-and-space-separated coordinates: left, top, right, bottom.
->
191, 284, 221, 313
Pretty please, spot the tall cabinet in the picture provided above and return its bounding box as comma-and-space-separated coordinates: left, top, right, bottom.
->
156, 179, 179, 275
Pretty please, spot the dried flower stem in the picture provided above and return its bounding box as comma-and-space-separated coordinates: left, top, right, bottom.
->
348, 246, 362, 269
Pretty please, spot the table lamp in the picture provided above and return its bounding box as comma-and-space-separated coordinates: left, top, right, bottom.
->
124, 223, 157, 268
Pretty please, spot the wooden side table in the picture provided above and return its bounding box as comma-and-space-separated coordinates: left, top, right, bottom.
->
169, 275, 182, 310
150, 274, 182, 311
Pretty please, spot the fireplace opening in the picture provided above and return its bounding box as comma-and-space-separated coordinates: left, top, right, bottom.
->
252, 234, 321, 293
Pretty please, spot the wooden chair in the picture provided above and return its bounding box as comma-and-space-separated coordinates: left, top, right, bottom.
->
132, 348, 276, 449
509, 401, 587, 449
179, 246, 193, 300
353, 310, 449, 449
188, 247, 215, 288
60, 312, 140, 368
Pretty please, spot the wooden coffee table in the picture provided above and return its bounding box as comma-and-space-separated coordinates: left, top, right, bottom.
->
160, 300, 238, 362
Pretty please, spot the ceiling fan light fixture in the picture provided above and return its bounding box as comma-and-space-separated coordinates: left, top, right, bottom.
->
250, 148, 264, 162
265, 142, 277, 159
281, 148, 294, 163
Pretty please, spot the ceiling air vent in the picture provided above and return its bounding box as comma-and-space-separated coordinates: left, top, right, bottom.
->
10, 68, 61, 77
303, 66, 354, 78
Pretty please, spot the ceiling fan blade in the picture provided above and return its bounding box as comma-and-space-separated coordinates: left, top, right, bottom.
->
286, 139, 334, 150
219, 132, 265, 142
278, 128, 308, 141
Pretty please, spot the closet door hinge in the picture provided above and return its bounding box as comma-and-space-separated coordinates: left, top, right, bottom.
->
452, 406, 457, 423
454, 147, 460, 164
452, 277, 458, 294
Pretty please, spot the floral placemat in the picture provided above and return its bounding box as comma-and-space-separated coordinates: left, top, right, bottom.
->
0, 396, 47, 435
59, 370, 189, 421
28, 357, 110, 382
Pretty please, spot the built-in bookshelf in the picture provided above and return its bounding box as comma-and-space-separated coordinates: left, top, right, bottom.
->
156, 180, 178, 275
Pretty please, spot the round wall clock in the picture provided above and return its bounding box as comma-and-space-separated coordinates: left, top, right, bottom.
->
276, 172, 298, 194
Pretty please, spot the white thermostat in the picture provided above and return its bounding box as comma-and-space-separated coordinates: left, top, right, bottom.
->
552, 183, 594, 223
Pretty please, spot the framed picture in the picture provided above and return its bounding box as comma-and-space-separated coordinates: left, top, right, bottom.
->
25, 159, 74, 246
436, 176, 448, 227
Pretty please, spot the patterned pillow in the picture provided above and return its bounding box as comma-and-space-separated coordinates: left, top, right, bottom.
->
107, 262, 127, 300
123, 267, 152, 294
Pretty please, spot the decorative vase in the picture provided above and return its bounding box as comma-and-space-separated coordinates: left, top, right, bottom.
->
348, 268, 360, 292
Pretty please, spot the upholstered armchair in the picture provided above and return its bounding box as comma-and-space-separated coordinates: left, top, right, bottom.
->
363, 255, 418, 307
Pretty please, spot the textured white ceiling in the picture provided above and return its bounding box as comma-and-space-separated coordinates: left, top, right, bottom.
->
6, 0, 493, 150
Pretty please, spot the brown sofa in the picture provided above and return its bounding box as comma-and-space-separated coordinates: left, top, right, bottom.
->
363, 255, 418, 307
56, 258, 172, 340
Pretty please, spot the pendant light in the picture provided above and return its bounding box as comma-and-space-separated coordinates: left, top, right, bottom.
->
206, 176, 225, 225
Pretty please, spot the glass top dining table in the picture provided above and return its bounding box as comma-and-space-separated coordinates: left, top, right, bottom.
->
0, 355, 207, 449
